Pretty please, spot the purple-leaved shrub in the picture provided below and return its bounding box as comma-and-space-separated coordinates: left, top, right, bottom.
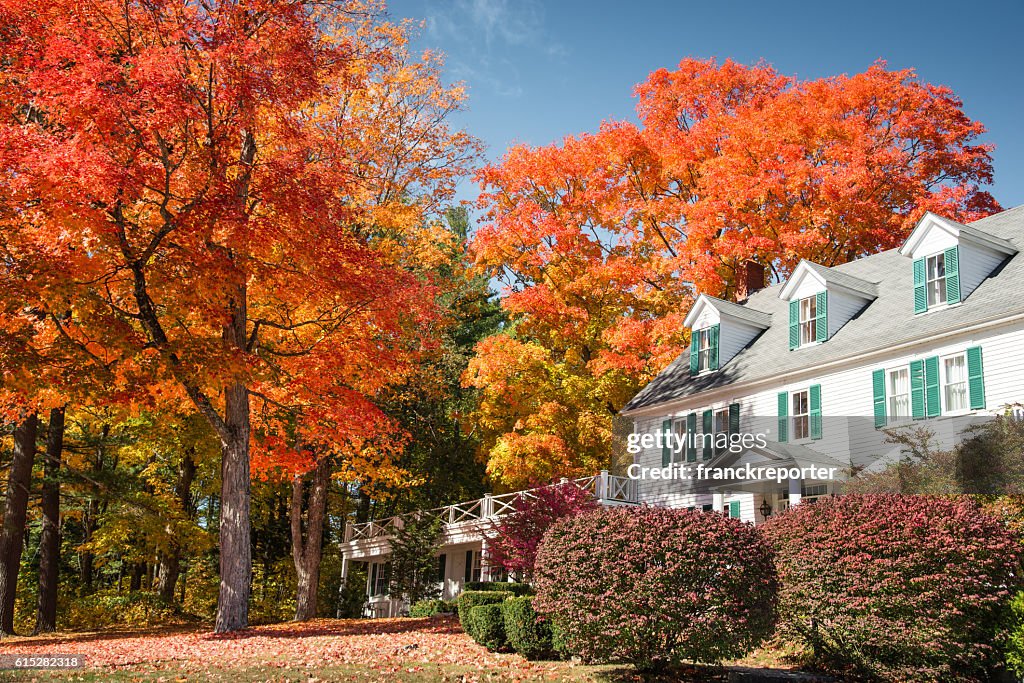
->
533, 505, 778, 671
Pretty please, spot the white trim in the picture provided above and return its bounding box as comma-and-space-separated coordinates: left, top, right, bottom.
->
621, 310, 1024, 417
900, 212, 1017, 258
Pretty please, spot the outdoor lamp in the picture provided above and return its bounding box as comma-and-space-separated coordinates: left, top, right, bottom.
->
759, 497, 773, 519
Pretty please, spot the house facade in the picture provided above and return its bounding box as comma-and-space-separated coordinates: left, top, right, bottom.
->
620, 206, 1024, 521
339, 205, 1024, 616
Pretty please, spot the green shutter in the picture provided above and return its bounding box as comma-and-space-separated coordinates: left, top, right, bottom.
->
728, 500, 740, 518
702, 409, 713, 459
777, 391, 789, 443
728, 403, 740, 435
910, 360, 925, 419
925, 355, 940, 418
809, 384, 822, 440
872, 369, 887, 428
709, 324, 720, 370
815, 291, 828, 343
967, 346, 985, 410
689, 331, 699, 375
788, 300, 800, 350
686, 413, 697, 462
945, 246, 961, 304
661, 419, 672, 466
913, 258, 927, 313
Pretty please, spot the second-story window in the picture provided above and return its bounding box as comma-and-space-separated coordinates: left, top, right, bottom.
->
799, 296, 817, 346
791, 390, 810, 440
926, 252, 947, 307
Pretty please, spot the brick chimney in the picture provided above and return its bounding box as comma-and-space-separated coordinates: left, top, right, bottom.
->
734, 261, 766, 301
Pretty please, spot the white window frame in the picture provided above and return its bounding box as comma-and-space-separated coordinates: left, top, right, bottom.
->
672, 417, 687, 463
926, 252, 948, 308
940, 351, 969, 414
713, 407, 729, 455
371, 561, 390, 596
791, 389, 810, 441
798, 296, 817, 347
887, 366, 912, 423
695, 327, 711, 373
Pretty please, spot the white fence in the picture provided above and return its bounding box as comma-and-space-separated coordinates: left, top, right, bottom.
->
343, 470, 638, 543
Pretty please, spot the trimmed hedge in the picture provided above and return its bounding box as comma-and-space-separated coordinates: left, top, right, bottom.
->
467, 604, 506, 650
501, 596, 553, 660
763, 494, 1023, 682
456, 590, 511, 631
409, 598, 455, 617
465, 581, 533, 596
534, 506, 778, 672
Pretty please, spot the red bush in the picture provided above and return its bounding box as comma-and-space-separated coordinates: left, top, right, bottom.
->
533, 506, 778, 671
762, 494, 1022, 681
488, 481, 597, 579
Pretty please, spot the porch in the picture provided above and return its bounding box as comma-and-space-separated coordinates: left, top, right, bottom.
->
339, 471, 638, 617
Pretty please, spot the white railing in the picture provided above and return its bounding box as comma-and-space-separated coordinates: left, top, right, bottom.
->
343, 470, 637, 542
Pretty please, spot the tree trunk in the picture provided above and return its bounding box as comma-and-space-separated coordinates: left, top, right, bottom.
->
129, 563, 145, 592
35, 407, 64, 634
0, 414, 38, 635
157, 450, 195, 603
215, 380, 252, 632
291, 458, 331, 621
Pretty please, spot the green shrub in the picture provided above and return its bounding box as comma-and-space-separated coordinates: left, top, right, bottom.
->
456, 589, 511, 629
409, 598, 455, 617
464, 581, 533, 596
501, 596, 553, 659
467, 604, 506, 650
1002, 591, 1024, 676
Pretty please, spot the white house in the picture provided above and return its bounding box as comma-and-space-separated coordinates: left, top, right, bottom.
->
339, 205, 1024, 615
620, 206, 1024, 520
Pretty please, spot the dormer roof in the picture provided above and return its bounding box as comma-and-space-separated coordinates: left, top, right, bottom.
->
899, 211, 1017, 259
682, 294, 773, 330
779, 260, 879, 302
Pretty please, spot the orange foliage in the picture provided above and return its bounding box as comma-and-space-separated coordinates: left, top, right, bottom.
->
468, 58, 999, 487
0, 0, 480, 484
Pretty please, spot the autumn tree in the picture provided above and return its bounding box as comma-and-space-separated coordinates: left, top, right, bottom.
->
0, 0, 477, 631
468, 58, 1000, 487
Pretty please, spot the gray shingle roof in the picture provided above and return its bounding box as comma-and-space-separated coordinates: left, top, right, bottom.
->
622, 205, 1024, 414
801, 261, 879, 299
699, 295, 773, 328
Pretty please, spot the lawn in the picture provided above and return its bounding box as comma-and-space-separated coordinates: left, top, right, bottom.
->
0, 616, 828, 682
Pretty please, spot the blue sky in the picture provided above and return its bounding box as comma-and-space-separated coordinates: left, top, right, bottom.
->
387, 0, 1024, 212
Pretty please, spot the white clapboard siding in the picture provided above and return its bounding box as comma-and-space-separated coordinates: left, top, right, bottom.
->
634, 318, 1024, 512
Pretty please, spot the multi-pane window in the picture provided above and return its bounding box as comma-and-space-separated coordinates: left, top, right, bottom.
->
942, 352, 968, 412
694, 328, 711, 372
887, 367, 911, 420
463, 550, 482, 583
713, 407, 729, 454
799, 296, 817, 346
791, 390, 810, 440
371, 562, 390, 596
926, 252, 947, 307
672, 417, 687, 463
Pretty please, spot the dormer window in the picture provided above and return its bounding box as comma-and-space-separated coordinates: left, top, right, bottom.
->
798, 296, 819, 346
901, 213, 1015, 314
688, 325, 719, 375
925, 252, 948, 307
913, 248, 958, 313
788, 292, 826, 350
779, 260, 876, 351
